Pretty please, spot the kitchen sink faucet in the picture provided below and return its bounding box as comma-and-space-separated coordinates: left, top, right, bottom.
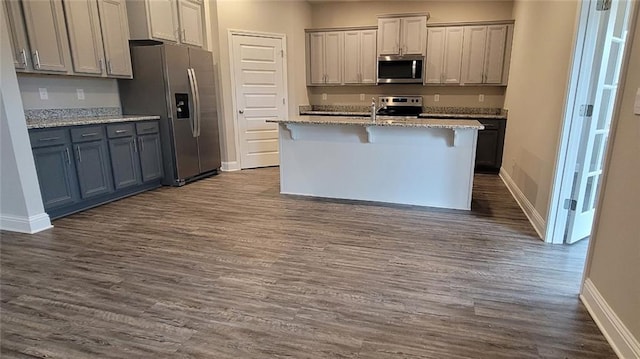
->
371, 98, 386, 121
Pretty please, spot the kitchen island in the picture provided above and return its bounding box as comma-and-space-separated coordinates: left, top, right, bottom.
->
267, 116, 484, 210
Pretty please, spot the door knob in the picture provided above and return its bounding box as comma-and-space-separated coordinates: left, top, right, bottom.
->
239, 109, 244, 114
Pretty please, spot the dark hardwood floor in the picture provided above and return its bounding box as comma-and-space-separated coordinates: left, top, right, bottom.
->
0, 167, 614, 358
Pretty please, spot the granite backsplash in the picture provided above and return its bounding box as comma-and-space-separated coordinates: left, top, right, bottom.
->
24, 107, 122, 121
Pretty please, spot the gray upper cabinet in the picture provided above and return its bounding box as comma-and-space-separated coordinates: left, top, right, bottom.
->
64, 0, 133, 78
98, 0, 133, 78
126, 0, 204, 48
177, 0, 203, 47
5, 0, 132, 78
149, 0, 179, 42
377, 15, 427, 56
63, 0, 105, 76
3, 0, 31, 71
21, 0, 73, 73
461, 24, 511, 85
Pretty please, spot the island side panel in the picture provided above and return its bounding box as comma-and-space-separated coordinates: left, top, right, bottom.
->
278, 123, 478, 210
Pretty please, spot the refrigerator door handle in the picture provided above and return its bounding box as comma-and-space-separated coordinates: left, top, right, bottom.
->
192, 68, 202, 137
187, 68, 198, 138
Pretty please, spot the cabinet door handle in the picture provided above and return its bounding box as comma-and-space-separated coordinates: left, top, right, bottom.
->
107, 60, 113, 74
20, 49, 27, 66
39, 136, 60, 142
99, 58, 104, 72
65, 147, 71, 165
139, 137, 144, 152
182, 29, 186, 41
76, 145, 82, 162
132, 139, 137, 153
33, 50, 41, 69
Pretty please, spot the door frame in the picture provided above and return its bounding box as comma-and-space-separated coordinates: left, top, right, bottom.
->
546, 0, 637, 244
227, 29, 289, 170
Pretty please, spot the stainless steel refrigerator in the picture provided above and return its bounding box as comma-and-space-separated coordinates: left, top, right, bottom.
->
119, 43, 221, 186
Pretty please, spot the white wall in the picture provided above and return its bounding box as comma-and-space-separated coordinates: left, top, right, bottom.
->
310, 0, 514, 27
211, 0, 312, 167
0, 7, 51, 233
582, 4, 640, 355
17, 75, 120, 110
501, 0, 580, 223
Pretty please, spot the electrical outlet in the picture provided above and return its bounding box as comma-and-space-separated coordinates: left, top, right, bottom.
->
434, 94, 440, 102
360, 93, 365, 101
39, 88, 48, 100
322, 93, 327, 101
76, 89, 85, 100
479, 94, 485, 103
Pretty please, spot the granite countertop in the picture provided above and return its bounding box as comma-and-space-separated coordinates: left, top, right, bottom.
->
268, 116, 484, 130
27, 115, 161, 129
418, 113, 507, 120
299, 110, 370, 117
299, 105, 507, 120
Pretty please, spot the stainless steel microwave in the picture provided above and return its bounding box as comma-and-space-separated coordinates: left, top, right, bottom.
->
377, 55, 424, 84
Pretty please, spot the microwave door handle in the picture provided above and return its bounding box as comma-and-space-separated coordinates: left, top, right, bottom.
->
412, 60, 416, 79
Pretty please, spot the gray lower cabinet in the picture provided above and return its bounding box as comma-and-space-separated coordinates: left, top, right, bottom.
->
73, 141, 114, 198
29, 120, 162, 219
70, 125, 113, 198
138, 134, 163, 182
31, 144, 80, 209
107, 121, 163, 187
474, 118, 506, 173
109, 136, 141, 189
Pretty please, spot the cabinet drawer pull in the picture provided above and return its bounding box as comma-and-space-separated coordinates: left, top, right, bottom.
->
39, 136, 60, 142
33, 50, 41, 69
81, 132, 98, 137
115, 130, 128, 134
20, 49, 27, 66
65, 148, 71, 165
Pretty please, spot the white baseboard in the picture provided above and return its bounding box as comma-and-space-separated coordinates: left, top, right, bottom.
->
0, 212, 52, 234
499, 167, 546, 240
221, 161, 241, 172
581, 278, 640, 359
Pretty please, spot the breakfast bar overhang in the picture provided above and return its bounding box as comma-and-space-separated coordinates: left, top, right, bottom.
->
267, 116, 485, 210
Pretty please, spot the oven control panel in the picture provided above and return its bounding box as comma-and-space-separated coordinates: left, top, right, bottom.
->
379, 96, 423, 107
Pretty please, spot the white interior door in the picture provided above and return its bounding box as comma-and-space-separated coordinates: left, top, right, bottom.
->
231, 34, 286, 169
566, 0, 631, 244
